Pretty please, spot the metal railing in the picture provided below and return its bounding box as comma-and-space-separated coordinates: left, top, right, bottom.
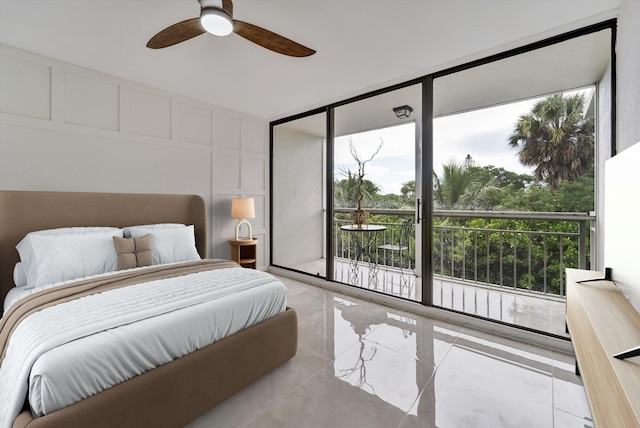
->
333, 208, 595, 298
334, 209, 415, 270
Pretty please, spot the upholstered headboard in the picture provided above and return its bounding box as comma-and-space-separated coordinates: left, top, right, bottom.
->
0, 191, 208, 302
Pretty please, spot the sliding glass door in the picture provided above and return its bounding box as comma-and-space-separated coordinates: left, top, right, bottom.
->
331, 83, 423, 302
271, 82, 425, 302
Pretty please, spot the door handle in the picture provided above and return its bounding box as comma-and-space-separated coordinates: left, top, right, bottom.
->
416, 198, 421, 224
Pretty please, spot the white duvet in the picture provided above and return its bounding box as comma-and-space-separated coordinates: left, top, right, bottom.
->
0, 266, 287, 428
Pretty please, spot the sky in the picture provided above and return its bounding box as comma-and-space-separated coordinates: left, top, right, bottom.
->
432, 99, 538, 178
335, 124, 416, 195
334, 88, 593, 195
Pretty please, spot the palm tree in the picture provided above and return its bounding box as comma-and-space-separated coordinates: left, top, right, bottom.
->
334, 171, 380, 208
508, 93, 594, 191
433, 159, 497, 210
400, 180, 416, 205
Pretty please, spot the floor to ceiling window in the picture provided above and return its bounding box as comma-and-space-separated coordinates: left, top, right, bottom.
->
430, 27, 611, 336
271, 21, 615, 337
331, 83, 423, 302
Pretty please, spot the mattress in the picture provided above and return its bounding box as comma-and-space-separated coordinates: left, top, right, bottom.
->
0, 262, 287, 427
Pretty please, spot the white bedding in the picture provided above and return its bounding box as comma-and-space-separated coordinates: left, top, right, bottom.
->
3, 263, 184, 314
0, 265, 287, 428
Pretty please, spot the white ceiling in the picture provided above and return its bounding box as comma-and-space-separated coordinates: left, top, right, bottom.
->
279, 27, 612, 138
433, 28, 612, 117
0, 0, 620, 121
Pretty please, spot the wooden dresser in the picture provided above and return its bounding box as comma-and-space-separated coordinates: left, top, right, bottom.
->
566, 268, 640, 428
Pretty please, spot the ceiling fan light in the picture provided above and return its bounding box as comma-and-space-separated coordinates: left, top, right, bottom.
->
200, 7, 233, 36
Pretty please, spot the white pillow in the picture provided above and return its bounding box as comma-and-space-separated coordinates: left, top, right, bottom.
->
17, 228, 123, 288
123, 223, 186, 238
127, 225, 200, 265
13, 262, 28, 287
16, 227, 120, 288
24, 227, 119, 236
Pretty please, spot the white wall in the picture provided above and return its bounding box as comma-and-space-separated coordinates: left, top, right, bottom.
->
598, 0, 640, 307
569, 0, 640, 272
604, 141, 640, 312
272, 126, 324, 268
0, 44, 269, 268
616, 0, 640, 153
595, 58, 613, 270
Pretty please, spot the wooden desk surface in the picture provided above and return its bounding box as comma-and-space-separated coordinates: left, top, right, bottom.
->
566, 268, 640, 428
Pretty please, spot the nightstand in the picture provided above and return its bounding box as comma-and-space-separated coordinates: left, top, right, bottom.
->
228, 238, 258, 269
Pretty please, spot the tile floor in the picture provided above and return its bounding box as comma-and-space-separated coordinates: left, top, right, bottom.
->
188, 275, 592, 428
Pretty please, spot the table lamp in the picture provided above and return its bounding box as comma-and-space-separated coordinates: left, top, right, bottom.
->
231, 197, 255, 241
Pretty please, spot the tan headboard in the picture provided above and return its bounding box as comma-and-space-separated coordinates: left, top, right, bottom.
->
0, 191, 208, 302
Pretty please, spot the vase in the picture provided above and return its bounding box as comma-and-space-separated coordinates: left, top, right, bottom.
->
350, 209, 369, 228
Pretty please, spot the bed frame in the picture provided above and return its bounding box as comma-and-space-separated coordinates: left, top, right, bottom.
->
0, 190, 298, 428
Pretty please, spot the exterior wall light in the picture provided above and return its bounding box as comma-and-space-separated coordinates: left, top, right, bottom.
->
393, 105, 413, 119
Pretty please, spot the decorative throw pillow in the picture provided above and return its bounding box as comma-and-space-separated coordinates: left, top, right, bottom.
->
126, 225, 200, 265
113, 234, 153, 270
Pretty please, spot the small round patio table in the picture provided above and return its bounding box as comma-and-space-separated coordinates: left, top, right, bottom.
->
340, 224, 387, 289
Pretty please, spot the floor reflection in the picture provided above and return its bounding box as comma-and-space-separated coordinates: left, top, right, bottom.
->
189, 276, 592, 428
334, 301, 382, 392
326, 291, 590, 428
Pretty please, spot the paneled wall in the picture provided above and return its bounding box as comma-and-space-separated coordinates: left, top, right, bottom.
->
0, 44, 269, 267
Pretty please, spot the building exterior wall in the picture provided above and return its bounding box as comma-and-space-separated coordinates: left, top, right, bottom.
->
595, 59, 613, 271
616, 0, 640, 152
272, 126, 325, 268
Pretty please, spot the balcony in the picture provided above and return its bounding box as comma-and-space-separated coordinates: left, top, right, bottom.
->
330, 208, 595, 336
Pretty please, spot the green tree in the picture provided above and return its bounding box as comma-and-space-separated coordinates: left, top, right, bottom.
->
497, 169, 594, 212
334, 171, 380, 208
508, 93, 594, 190
553, 168, 594, 212
498, 183, 560, 212
433, 159, 497, 210
370, 193, 406, 209
468, 164, 533, 190
400, 180, 415, 200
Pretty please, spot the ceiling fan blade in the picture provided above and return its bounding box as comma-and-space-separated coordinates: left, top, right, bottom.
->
147, 18, 205, 49
233, 20, 315, 57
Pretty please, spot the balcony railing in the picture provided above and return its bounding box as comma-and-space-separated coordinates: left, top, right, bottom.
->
333, 208, 595, 299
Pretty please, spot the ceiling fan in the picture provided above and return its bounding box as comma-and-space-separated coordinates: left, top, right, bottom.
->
146, 0, 316, 57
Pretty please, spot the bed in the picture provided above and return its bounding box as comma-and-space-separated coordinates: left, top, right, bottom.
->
0, 190, 298, 428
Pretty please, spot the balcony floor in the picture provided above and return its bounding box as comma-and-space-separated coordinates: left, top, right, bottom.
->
433, 278, 567, 337
285, 258, 568, 337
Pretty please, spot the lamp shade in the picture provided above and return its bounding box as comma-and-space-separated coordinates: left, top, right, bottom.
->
231, 198, 255, 219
